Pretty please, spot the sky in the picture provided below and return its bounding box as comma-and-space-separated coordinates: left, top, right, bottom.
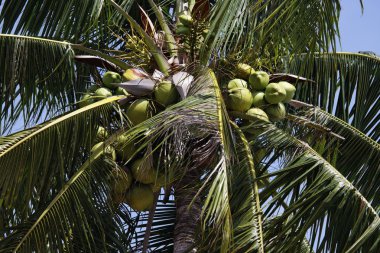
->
339, 0, 380, 54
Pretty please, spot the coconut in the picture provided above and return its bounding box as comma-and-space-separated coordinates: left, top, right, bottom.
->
123, 68, 146, 81
126, 99, 153, 125
251, 91, 267, 108
154, 80, 179, 106
178, 14, 193, 26
265, 83, 286, 104
114, 133, 136, 162
176, 23, 191, 35
102, 71, 122, 90
246, 108, 270, 122
249, 71, 269, 91
125, 184, 154, 211
112, 168, 133, 194
91, 142, 117, 160
264, 102, 286, 121
226, 88, 253, 112
115, 87, 130, 96
87, 84, 100, 92
95, 88, 113, 100
236, 63, 255, 80
227, 79, 248, 90
278, 81, 296, 102
131, 158, 156, 184
78, 94, 94, 108
150, 173, 168, 193
96, 126, 108, 142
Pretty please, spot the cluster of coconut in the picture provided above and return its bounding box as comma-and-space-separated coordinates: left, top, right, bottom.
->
176, 13, 193, 35
80, 70, 181, 211
226, 63, 296, 132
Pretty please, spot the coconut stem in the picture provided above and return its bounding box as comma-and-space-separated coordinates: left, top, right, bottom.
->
173, 171, 201, 253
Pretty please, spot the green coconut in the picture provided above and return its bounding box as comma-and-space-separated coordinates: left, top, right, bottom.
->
102, 71, 122, 90
126, 99, 153, 125
78, 94, 94, 108
112, 168, 133, 194
114, 133, 136, 162
278, 81, 296, 102
251, 91, 267, 108
176, 23, 191, 35
123, 69, 145, 81
87, 84, 100, 92
227, 79, 248, 90
246, 108, 270, 122
150, 173, 168, 193
226, 88, 253, 112
131, 158, 156, 184
265, 83, 286, 104
154, 80, 179, 106
115, 87, 130, 96
96, 126, 108, 142
125, 184, 154, 211
95, 88, 113, 100
178, 14, 193, 26
249, 71, 270, 91
91, 142, 117, 160
236, 63, 255, 80
265, 102, 286, 121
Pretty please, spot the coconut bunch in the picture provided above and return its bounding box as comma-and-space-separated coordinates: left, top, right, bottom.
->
91, 127, 172, 211
225, 63, 297, 133
176, 12, 194, 35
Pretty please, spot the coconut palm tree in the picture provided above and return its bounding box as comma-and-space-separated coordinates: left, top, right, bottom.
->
0, 0, 379, 252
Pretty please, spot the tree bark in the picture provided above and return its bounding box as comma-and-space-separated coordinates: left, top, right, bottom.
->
173, 171, 201, 253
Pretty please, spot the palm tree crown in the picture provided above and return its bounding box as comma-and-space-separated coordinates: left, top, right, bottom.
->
0, 0, 378, 252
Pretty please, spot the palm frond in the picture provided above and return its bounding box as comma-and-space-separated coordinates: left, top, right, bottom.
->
0, 145, 131, 253
257, 123, 379, 253
201, 0, 341, 66
0, 0, 135, 43
0, 34, 98, 132
0, 97, 119, 230
282, 52, 380, 140
293, 107, 380, 211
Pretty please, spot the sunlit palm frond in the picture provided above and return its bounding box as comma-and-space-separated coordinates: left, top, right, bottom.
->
282, 52, 380, 140
0, 97, 119, 231
257, 123, 379, 253
0, 146, 131, 253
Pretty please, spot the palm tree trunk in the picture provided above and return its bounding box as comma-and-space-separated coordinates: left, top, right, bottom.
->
173, 171, 201, 253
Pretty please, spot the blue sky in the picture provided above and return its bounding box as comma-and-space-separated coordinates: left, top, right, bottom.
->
339, 1, 380, 54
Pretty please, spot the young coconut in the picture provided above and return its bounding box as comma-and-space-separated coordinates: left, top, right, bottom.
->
114, 133, 136, 162
115, 87, 130, 96
96, 126, 108, 142
78, 94, 94, 108
265, 83, 286, 104
154, 80, 180, 106
226, 88, 253, 112
176, 23, 191, 35
123, 68, 146, 81
102, 71, 122, 90
278, 81, 296, 102
178, 14, 193, 26
112, 168, 133, 195
91, 142, 117, 161
125, 184, 154, 212
246, 108, 270, 122
95, 88, 113, 100
251, 91, 267, 108
249, 71, 269, 91
265, 102, 286, 121
227, 79, 248, 90
126, 99, 154, 125
236, 63, 255, 80
131, 158, 156, 184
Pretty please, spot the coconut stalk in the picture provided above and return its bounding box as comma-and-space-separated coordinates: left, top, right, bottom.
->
108, 0, 170, 76
173, 170, 201, 253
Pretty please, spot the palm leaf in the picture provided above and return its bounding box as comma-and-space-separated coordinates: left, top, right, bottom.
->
257, 123, 379, 253
0, 144, 131, 253
282, 52, 380, 141
0, 97, 119, 230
